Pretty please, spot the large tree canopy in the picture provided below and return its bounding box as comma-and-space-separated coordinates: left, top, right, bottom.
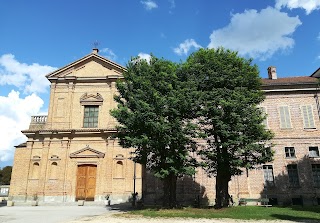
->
111, 56, 199, 207
182, 48, 274, 208
0, 166, 12, 185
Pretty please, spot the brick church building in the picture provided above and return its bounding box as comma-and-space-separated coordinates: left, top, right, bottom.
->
9, 49, 320, 206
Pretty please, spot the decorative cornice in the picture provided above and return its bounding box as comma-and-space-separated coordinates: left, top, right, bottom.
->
114, 154, 125, 160
49, 155, 61, 161
80, 93, 103, 105
31, 156, 41, 161
22, 128, 117, 134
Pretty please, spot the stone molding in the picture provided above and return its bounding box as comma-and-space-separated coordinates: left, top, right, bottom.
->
80, 93, 103, 105
69, 145, 105, 158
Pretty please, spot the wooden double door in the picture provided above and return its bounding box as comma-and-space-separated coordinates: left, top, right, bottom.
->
76, 164, 97, 201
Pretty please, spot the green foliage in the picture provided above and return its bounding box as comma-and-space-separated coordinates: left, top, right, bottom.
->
127, 206, 320, 221
0, 166, 12, 185
111, 48, 274, 208
111, 56, 198, 179
185, 48, 273, 173
183, 48, 274, 208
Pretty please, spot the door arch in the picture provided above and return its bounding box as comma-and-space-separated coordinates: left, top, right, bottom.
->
76, 164, 97, 201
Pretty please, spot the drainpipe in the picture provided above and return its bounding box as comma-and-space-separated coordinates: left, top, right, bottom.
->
314, 83, 320, 120
132, 161, 136, 207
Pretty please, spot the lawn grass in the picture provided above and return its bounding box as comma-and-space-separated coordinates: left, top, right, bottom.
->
125, 206, 320, 221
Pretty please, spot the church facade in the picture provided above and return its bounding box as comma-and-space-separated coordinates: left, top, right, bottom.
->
9, 49, 142, 203
9, 50, 320, 206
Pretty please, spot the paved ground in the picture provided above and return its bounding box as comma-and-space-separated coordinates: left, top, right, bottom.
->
0, 205, 113, 223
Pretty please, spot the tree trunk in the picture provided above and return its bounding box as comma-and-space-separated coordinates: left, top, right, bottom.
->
162, 173, 177, 208
214, 137, 231, 209
215, 168, 230, 208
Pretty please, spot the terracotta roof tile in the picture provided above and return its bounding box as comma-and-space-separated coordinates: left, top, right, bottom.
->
262, 76, 318, 86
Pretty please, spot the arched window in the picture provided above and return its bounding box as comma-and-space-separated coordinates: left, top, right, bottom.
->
115, 161, 123, 178
50, 162, 58, 179
32, 162, 40, 179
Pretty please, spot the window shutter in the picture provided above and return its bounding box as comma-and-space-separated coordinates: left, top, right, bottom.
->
279, 106, 291, 128
261, 107, 268, 127
302, 105, 315, 129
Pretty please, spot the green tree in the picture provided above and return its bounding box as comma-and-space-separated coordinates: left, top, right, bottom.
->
0, 166, 12, 185
111, 56, 198, 207
183, 48, 273, 208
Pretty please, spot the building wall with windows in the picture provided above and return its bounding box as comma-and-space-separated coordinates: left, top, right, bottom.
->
150, 67, 320, 206
141, 67, 320, 206
256, 73, 320, 205
9, 49, 142, 204
222, 70, 320, 206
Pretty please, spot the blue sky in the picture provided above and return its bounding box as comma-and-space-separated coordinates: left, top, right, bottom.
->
0, 0, 320, 167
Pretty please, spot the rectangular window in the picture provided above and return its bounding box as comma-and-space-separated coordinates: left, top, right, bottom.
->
312, 164, 320, 187
83, 106, 99, 128
263, 165, 274, 186
279, 106, 292, 128
301, 105, 315, 129
285, 147, 296, 158
287, 164, 299, 187
260, 107, 268, 127
309, 147, 320, 158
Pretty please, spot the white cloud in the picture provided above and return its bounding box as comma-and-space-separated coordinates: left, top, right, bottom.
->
318, 32, 320, 40
169, 0, 175, 9
174, 39, 202, 56
141, 0, 158, 10
208, 7, 301, 60
100, 48, 117, 61
275, 0, 320, 14
137, 53, 152, 63
0, 54, 56, 94
0, 90, 44, 162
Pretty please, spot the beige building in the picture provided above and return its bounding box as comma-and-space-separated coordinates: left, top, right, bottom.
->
9, 49, 142, 204
9, 49, 320, 206
229, 67, 320, 206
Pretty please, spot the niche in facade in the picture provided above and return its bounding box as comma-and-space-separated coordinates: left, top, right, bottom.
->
49, 162, 58, 179
115, 161, 124, 178
31, 162, 40, 179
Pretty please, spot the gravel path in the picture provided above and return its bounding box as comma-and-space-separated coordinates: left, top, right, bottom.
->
65, 211, 301, 223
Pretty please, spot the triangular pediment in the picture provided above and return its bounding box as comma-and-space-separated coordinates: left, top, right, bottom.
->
46, 52, 125, 81
70, 145, 105, 158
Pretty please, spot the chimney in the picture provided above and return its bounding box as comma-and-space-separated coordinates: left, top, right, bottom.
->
267, 66, 277, 79
92, 48, 99, 54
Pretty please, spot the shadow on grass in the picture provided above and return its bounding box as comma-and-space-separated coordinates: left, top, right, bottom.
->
287, 205, 320, 214
107, 202, 135, 212
107, 202, 163, 212
125, 205, 320, 222
271, 214, 320, 223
